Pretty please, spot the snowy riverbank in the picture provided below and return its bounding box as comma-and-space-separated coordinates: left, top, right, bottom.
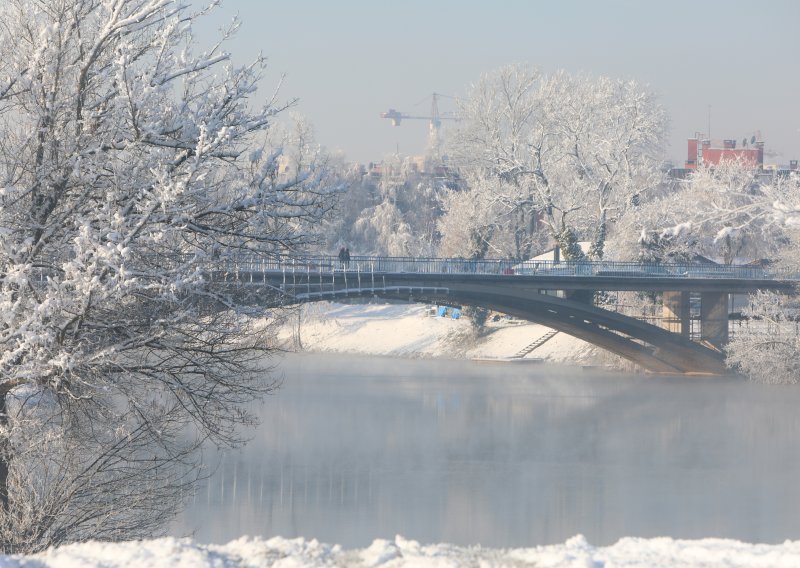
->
11, 533, 800, 567
276, 301, 626, 368
16, 303, 777, 567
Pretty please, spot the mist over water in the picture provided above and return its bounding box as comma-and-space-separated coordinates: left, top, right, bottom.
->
172, 353, 800, 548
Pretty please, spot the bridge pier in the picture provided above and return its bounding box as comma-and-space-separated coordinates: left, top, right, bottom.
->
700, 292, 729, 350
662, 291, 690, 338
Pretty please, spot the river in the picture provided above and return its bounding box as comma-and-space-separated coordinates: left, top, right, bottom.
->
171, 353, 800, 548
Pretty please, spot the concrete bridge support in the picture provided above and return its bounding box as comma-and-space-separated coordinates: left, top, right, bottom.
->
700, 292, 729, 350
662, 291, 690, 338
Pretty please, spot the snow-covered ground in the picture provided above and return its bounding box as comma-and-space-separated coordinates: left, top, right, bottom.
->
11, 302, 790, 566
11, 533, 800, 567
276, 301, 619, 367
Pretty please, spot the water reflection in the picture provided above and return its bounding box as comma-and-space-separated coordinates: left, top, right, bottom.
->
172, 353, 800, 548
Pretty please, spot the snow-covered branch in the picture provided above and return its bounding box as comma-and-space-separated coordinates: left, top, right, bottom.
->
0, 0, 339, 552
446, 64, 667, 261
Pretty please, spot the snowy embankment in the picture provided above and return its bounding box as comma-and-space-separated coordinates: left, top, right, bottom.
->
277, 301, 616, 367
14, 304, 776, 568
11, 534, 800, 567
15, 303, 795, 565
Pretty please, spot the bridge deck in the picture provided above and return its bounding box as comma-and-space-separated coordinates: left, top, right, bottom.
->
207, 254, 798, 375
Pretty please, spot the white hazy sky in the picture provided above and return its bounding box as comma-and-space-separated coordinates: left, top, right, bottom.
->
197, 0, 799, 166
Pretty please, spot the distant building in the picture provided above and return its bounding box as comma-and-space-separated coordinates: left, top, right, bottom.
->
364, 155, 458, 181
685, 137, 764, 170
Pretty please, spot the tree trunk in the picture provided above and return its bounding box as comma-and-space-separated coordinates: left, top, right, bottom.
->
589, 215, 607, 260
0, 390, 9, 514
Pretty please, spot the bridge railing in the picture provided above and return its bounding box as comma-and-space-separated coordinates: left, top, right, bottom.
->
217, 254, 797, 281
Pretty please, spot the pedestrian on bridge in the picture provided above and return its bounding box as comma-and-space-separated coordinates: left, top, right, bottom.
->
344, 247, 351, 270
338, 246, 346, 269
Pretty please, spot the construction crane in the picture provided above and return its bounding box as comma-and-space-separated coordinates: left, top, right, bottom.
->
380, 92, 457, 135
381, 93, 457, 157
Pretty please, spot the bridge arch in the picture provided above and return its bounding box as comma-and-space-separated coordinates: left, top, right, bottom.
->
282, 286, 726, 375
224, 255, 798, 375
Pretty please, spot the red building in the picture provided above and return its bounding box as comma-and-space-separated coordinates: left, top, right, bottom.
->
685, 137, 764, 170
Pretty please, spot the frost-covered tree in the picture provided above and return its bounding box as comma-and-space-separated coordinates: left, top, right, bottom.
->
606, 164, 800, 382
630, 165, 800, 382
437, 178, 496, 259
446, 65, 667, 261
353, 199, 415, 256
437, 173, 548, 260
321, 163, 374, 250
722, 172, 800, 382
328, 154, 453, 257
0, 0, 337, 551
401, 176, 448, 256
727, 291, 800, 384
610, 161, 784, 264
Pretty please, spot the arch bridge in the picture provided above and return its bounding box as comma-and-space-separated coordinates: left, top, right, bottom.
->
216, 255, 798, 375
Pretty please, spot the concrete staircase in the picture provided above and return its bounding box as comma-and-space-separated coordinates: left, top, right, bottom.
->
511, 330, 559, 359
